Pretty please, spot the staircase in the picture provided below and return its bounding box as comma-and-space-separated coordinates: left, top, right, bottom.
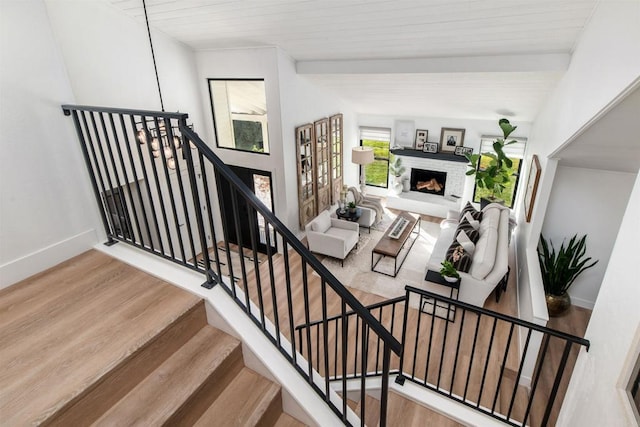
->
0, 250, 303, 426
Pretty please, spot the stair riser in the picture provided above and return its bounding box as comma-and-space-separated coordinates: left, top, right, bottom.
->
166, 343, 244, 426
255, 389, 283, 427
45, 302, 207, 426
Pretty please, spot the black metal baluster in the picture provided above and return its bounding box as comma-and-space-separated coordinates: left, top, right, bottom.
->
424, 295, 437, 387
282, 241, 296, 363
301, 259, 313, 382
341, 301, 348, 422
213, 171, 239, 292
437, 297, 452, 390
463, 313, 482, 402
541, 340, 573, 425
141, 116, 174, 259
380, 343, 391, 427
181, 133, 212, 284
375, 306, 383, 373
153, 117, 184, 261
477, 317, 498, 407
99, 112, 134, 242
354, 316, 360, 376
164, 119, 197, 263
334, 315, 339, 379
264, 222, 281, 347
395, 290, 411, 385
88, 111, 119, 239
411, 295, 425, 380
507, 328, 532, 421
523, 333, 551, 426
228, 188, 245, 300
130, 115, 163, 254
67, 110, 112, 242
111, 113, 145, 247
449, 309, 467, 395
321, 279, 330, 398
492, 322, 515, 413
360, 320, 368, 426
197, 152, 222, 280
244, 203, 262, 312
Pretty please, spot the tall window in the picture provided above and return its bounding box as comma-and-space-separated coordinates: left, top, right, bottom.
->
360, 127, 391, 188
472, 137, 527, 208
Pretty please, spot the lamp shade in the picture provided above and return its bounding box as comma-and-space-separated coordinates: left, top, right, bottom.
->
351, 147, 375, 165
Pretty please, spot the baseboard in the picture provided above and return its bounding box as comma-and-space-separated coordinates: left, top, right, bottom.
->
0, 229, 98, 290
568, 295, 595, 310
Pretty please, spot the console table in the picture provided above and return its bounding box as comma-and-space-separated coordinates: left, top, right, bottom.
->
371, 211, 420, 277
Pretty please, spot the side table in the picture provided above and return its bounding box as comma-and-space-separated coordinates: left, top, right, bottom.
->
336, 208, 361, 222
423, 269, 460, 321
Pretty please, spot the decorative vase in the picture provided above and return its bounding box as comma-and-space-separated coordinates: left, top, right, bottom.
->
480, 197, 505, 209
443, 275, 458, 283
545, 293, 571, 317
402, 177, 410, 192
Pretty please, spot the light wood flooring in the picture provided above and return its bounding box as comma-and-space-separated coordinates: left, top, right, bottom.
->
233, 215, 590, 426
0, 250, 302, 426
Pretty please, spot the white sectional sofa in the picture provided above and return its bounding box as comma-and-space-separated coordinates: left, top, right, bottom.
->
425, 203, 513, 307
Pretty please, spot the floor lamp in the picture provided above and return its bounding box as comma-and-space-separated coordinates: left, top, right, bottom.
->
351, 146, 375, 195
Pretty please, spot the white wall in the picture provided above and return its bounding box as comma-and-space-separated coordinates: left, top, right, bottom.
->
356, 114, 531, 202
557, 172, 640, 427
515, 1, 640, 330
541, 166, 637, 308
44, 0, 205, 132
0, 0, 100, 288
195, 47, 357, 235
276, 49, 358, 233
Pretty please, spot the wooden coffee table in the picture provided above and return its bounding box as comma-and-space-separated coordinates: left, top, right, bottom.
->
371, 211, 420, 277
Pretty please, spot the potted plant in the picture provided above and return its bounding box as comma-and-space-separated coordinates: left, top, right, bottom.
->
347, 201, 357, 214
538, 234, 599, 316
466, 118, 518, 208
440, 260, 460, 283
389, 154, 406, 195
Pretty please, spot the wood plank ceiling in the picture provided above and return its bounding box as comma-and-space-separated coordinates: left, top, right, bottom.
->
107, 0, 599, 120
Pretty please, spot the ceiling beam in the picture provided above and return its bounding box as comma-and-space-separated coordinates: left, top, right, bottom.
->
296, 53, 570, 74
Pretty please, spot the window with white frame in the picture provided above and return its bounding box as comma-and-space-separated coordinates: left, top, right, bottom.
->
360, 127, 391, 188
472, 136, 527, 208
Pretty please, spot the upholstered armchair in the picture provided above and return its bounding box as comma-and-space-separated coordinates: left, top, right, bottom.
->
346, 187, 385, 227
305, 210, 359, 265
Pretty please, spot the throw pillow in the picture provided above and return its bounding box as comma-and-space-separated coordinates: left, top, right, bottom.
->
459, 201, 482, 222
445, 242, 472, 273
456, 229, 476, 256
463, 211, 480, 230
456, 219, 480, 243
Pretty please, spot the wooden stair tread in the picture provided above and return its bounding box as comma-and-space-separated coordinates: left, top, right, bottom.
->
273, 412, 306, 426
194, 368, 281, 427
0, 250, 201, 426
387, 392, 464, 427
93, 326, 241, 426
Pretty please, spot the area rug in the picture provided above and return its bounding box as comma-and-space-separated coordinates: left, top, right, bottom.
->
321, 217, 441, 300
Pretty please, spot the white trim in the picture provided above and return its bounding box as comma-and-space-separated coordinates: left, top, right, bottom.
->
569, 295, 595, 310
0, 229, 98, 290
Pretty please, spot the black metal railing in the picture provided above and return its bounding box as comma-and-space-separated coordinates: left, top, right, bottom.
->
62, 105, 401, 426
396, 286, 590, 427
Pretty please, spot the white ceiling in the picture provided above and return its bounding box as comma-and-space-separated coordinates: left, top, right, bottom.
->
107, 0, 599, 122
105, 1, 639, 173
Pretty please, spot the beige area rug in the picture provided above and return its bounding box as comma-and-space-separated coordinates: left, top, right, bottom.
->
321, 216, 441, 300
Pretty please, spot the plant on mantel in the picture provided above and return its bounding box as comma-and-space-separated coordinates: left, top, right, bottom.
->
465, 118, 518, 206
389, 154, 407, 194
538, 234, 598, 316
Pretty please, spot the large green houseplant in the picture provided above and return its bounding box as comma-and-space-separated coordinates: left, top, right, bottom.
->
538, 234, 598, 316
466, 118, 518, 207
389, 154, 406, 194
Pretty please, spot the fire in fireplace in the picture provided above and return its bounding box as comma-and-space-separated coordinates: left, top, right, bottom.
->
410, 168, 447, 196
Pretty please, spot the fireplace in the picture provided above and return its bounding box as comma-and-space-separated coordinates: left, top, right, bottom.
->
410, 168, 447, 196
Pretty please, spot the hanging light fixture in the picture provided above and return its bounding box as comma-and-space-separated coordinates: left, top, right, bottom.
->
134, 0, 188, 170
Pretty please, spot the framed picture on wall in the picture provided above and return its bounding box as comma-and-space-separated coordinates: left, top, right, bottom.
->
423, 142, 438, 153
415, 129, 428, 150
524, 154, 541, 222
439, 128, 465, 153
394, 120, 415, 148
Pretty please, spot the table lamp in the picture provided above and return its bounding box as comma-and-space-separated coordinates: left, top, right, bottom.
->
351, 146, 375, 195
